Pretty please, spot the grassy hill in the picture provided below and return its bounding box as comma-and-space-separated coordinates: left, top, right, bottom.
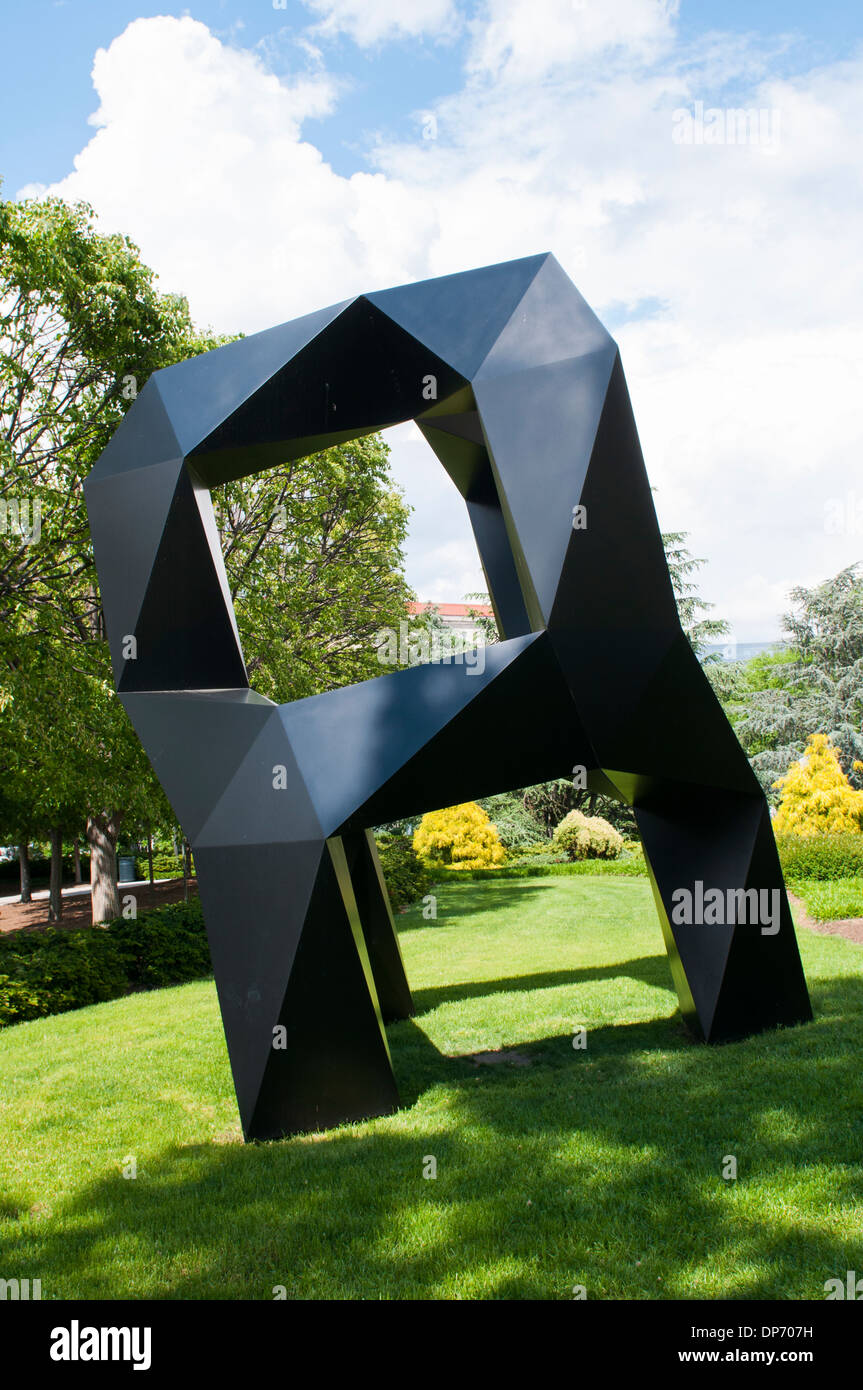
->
1, 876, 861, 1300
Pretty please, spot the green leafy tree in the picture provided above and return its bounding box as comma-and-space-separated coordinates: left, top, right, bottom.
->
215, 436, 412, 702
0, 631, 171, 921
1, 192, 418, 924
464, 592, 499, 645
0, 192, 224, 919
661, 530, 729, 659
0, 192, 225, 637
718, 565, 863, 798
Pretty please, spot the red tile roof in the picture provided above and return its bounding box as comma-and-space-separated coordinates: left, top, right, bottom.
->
407, 601, 493, 617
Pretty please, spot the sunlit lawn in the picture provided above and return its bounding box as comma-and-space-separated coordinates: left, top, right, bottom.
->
1, 876, 861, 1300
789, 877, 863, 921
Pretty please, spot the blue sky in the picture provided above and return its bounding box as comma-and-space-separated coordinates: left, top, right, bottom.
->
2, 1, 862, 638
1, 1, 856, 194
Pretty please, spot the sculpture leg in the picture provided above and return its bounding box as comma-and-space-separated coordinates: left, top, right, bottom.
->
195, 838, 400, 1142
342, 830, 414, 1023
633, 785, 812, 1042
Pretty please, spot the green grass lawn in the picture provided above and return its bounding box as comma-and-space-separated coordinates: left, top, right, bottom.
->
1, 875, 861, 1300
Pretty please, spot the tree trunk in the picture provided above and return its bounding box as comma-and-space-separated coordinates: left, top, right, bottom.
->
183, 838, 190, 902
87, 813, 121, 925
48, 826, 63, 922
18, 842, 31, 903
147, 832, 154, 886
73, 837, 82, 884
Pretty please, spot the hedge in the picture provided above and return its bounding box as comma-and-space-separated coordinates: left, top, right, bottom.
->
428, 856, 648, 883
0, 899, 211, 1028
776, 834, 863, 882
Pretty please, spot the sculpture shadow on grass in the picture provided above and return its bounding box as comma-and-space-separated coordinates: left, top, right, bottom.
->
2, 972, 857, 1301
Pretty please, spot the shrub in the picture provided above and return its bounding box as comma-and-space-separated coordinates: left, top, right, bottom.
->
0, 974, 46, 1025
413, 803, 507, 870
375, 835, 431, 909
552, 809, 623, 861
507, 842, 568, 861
620, 840, 647, 873
777, 833, 863, 881
0, 899, 212, 1028
773, 733, 863, 836
430, 859, 646, 881
136, 852, 195, 879
0, 928, 129, 1025
107, 901, 210, 987
0, 853, 51, 885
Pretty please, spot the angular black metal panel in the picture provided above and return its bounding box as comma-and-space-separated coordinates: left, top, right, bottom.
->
342, 830, 414, 1024
153, 299, 356, 458
193, 839, 326, 1134
84, 455, 185, 684
366, 253, 548, 378
120, 689, 275, 842
85, 252, 812, 1143
417, 411, 531, 639
474, 345, 618, 628
121, 468, 248, 693
87, 377, 183, 482
247, 839, 399, 1141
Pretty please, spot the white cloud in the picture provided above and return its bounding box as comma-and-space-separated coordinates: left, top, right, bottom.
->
466, 0, 679, 82
18, 6, 863, 635
302, 0, 460, 47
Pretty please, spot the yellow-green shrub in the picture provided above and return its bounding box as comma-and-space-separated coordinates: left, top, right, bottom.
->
413, 802, 507, 870
773, 733, 863, 836
552, 809, 623, 861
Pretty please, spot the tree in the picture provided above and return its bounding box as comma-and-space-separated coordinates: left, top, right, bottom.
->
0, 629, 171, 921
1, 192, 419, 923
215, 436, 412, 702
0, 636, 82, 918
0, 191, 224, 919
720, 564, 863, 799
521, 778, 583, 836
773, 733, 863, 836
661, 530, 730, 659
0, 192, 225, 637
464, 592, 499, 645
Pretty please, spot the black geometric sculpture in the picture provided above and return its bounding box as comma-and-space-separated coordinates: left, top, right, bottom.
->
84, 253, 811, 1142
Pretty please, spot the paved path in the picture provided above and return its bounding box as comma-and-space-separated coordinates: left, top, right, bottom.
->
0, 877, 197, 933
